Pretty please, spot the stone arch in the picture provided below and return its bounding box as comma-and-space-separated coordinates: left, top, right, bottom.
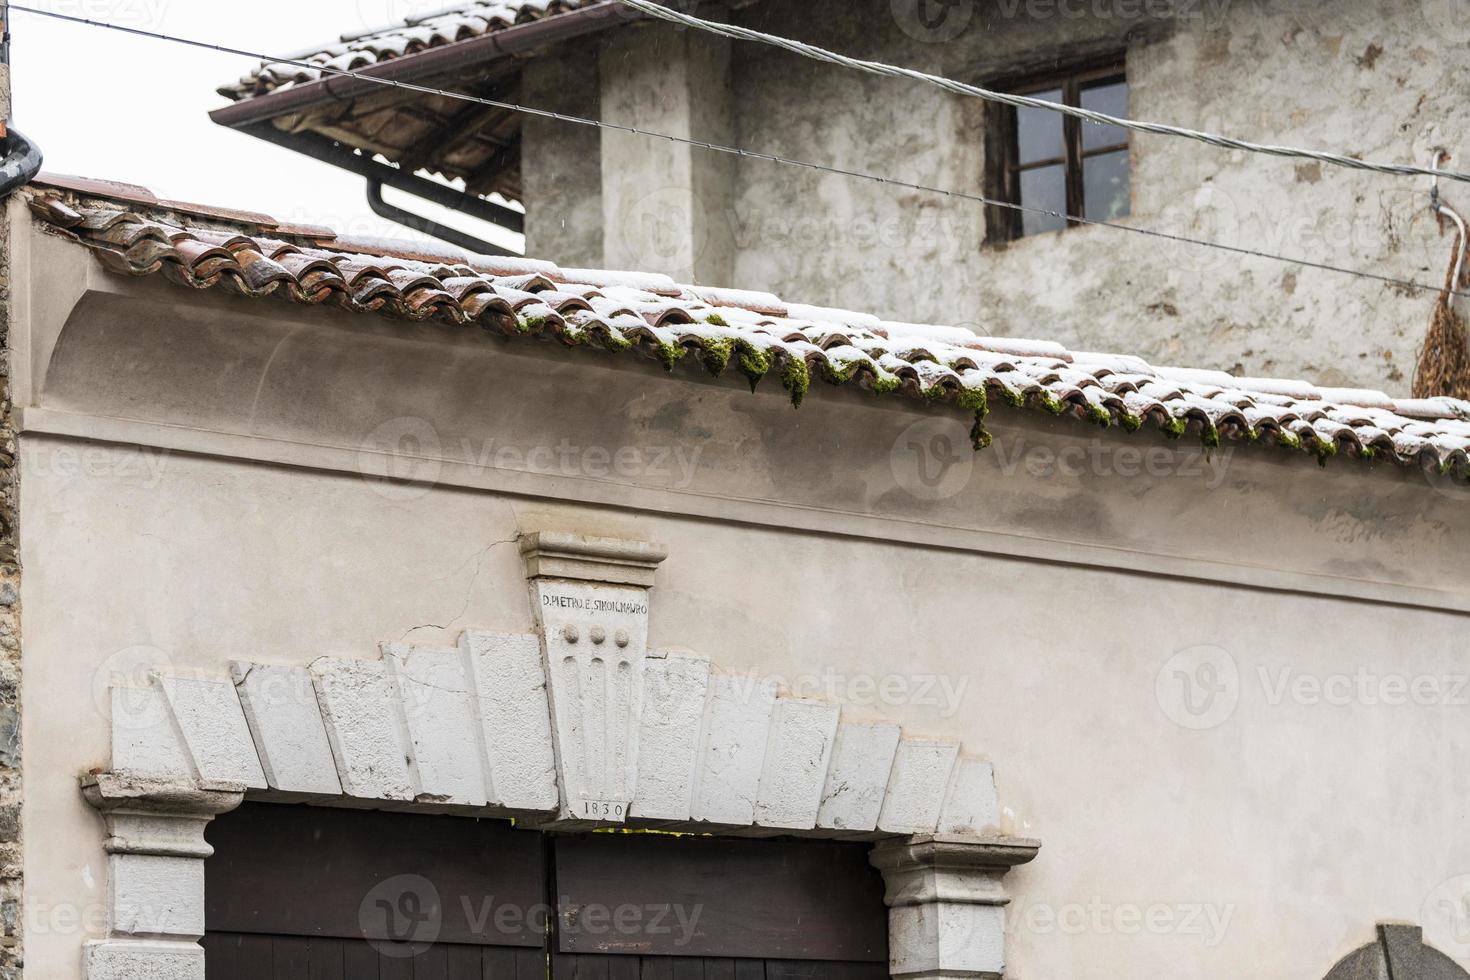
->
82, 532, 1039, 980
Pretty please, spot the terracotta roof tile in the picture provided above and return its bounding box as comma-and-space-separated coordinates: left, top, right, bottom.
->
25, 178, 1470, 482
218, 0, 601, 100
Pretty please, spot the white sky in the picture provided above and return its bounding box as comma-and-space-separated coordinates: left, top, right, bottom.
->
12, 0, 523, 251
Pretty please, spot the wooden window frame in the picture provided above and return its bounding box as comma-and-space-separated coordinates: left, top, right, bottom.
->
984, 58, 1129, 244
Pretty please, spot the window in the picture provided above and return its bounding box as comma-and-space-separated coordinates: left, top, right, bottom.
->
985, 63, 1131, 242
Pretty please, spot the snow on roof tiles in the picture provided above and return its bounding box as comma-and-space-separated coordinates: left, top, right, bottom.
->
26, 177, 1470, 482
217, 0, 601, 100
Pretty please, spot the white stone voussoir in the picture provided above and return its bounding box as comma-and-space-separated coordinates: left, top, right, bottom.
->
155, 674, 266, 789
940, 757, 999, 836
690, 673, 778, 825
878, 738, 961, 835
110, 684, 192, 780
310, 656, 416, 801
755, 697, 840, 829
382, 641, 487, 807
631, 651, 710, 821
460, 629, 559, 812
229, 662, 341, 796
817, 721, 901, 832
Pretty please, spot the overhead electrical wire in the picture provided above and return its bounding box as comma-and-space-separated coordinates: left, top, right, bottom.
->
11, 2, 1470, 300
616, 0, 1470, 186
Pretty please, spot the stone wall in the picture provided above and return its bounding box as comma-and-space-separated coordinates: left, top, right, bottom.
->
534, 0, 1470, 392
0, 154, 22, 978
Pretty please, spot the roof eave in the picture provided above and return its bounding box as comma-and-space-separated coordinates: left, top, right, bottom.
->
209, 0, 638, 131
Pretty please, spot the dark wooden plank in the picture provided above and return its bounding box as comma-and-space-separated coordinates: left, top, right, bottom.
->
344, 941, 381, 980
273, 935, 313, 979
210, 932, 274, 980
764, 962, 823, 980
201, 932, 240, 980
608, 956, 641, 980
556, 952, 614, 980
817, 963, 887, 980
413, 945, 449, 980
207, 802, 544, 947
446, 944, 482, 980
702, 958, 734, 980
641, 956, 673, 980
554, 835, 887, 961
732, 960, 764, 980
380, 951, 415, 980
577, 955, 613, 980
481, 945, 509, 980
308, 937, 346, 980
669, 957, 703, 980
514, 945, 546, 980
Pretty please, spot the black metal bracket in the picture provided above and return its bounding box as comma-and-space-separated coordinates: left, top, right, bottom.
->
237, 123, 524, 248
365, 178, 513, 257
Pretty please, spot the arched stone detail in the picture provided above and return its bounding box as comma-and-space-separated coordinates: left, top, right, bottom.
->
87, 531, 1040, 980
110, 532, 1004, 838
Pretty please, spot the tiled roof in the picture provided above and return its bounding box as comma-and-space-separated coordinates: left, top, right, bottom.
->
218, 0, 599, 100
26, 176, 1470, 480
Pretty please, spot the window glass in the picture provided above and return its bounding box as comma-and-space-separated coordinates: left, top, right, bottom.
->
1016, 86, 1064, 165
1020, 164, 1068, 235
1083, 150, 1130, 221
1080, 80, 1128, 150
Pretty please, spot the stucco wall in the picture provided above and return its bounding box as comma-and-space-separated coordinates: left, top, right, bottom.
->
12, 253, 1470, 978
18, 436, 1470, 980
575, 0, 1470, 392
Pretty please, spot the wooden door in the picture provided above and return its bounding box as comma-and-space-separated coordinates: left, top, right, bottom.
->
203, 804, 888, 980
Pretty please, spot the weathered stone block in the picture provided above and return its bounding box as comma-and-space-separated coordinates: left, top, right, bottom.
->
939, 758, 999, 836
887, 902, 1005, 980
460, 629, 559, 812
229, 662, 341, 796
85, 939, 204, 980
382, 642, 487, 806
110, 686, 191, 779
156, 675, 266, 789
878, 739, 960, 835
109, 853, 204, 938
754, 698, 840, 829
817, 721, 901, 832
309, 657, 415, 801
690, 673, 777, 825
630, 652, 710, 821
